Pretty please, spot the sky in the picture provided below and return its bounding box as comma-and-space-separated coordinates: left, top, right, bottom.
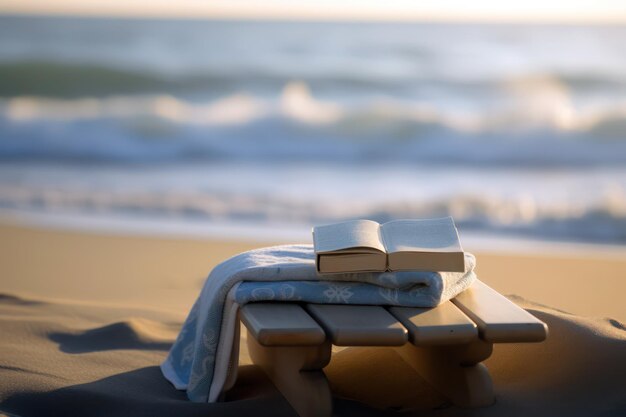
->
1, 0, 626, 23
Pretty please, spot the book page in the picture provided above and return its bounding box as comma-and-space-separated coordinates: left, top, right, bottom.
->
313, 219, 385, 254
381, 217, 462, 254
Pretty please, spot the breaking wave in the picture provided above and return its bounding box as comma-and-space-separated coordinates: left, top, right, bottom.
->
2, 82, 626, 166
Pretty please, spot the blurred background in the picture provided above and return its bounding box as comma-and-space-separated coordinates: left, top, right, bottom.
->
1, 1, 626, 246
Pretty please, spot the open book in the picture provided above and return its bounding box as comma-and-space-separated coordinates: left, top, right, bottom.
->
313, 217, 465, 274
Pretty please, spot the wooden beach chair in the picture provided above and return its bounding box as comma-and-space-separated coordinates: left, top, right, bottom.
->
236, 280, 548, 417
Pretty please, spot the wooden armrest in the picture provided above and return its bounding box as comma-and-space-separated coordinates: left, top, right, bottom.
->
305, 304, 408, 346
389, 301, 478, 345
240, 303, 326, 346
452, 280, 548, 343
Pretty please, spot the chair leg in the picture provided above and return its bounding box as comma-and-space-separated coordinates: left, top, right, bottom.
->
395, 340, 495, 408
247, 330, 333, 417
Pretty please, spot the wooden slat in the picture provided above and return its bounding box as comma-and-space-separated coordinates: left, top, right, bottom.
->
452, 280, 548, 343
306, 304, 408, 346
240, 303, 326, 346
389, 302, 477, 345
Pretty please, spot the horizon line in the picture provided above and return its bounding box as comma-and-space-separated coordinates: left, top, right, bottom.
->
2, 11, 626, 26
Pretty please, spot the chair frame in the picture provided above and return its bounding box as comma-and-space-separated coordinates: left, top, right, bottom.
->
236, 280, 548, 417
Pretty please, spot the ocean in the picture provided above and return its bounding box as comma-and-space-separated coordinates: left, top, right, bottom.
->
1, 16, 626, 245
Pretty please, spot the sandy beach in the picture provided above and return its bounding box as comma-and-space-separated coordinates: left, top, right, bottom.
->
1, 221, 625, 416
2, 10, 626, 417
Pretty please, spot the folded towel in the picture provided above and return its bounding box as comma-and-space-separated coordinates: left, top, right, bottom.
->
161, 244, 476, 402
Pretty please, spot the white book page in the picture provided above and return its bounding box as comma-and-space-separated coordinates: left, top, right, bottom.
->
313, 219, 385, 254
381, 217, 462, 254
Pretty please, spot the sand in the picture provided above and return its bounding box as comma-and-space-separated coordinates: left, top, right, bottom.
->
0, 222, 625, 416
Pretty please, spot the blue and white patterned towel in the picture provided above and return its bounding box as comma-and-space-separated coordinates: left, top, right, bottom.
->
161, 244, 476, 402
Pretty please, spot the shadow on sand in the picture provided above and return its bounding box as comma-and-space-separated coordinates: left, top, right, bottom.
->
0, 366, 289, 417
49, 321, 173, 354
0, 365, 387, 417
